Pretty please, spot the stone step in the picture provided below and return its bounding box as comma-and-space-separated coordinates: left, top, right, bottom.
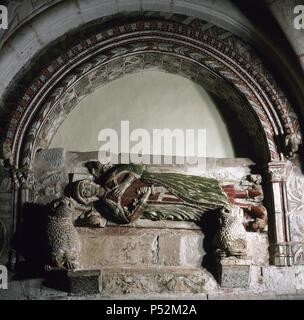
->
44, 266, 219, 296
99, 266, 219, 295
78, 225, 205, 269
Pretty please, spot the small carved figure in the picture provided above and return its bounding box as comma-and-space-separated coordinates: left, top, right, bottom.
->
214, 204, 248, 257
45, 197, 81, 271
285, 132, 302, 158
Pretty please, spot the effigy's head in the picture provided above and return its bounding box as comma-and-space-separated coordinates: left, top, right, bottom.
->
74, 179, 105, 205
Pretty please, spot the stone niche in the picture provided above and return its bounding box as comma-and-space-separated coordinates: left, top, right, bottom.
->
17, 148, 269, 296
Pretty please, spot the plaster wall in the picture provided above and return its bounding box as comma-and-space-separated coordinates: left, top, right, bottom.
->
50, 71, 236, 158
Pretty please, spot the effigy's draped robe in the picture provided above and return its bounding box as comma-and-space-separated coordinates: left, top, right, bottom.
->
140, 170, 229, 221
105, 164, 229, 222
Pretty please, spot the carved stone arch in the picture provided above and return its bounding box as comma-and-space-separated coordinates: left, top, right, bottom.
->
22, 52, 268, 167
3, 19, 299, 169
1, 17, 301, 267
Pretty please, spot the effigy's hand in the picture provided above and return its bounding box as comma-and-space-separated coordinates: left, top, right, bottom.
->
137, 186, 151, 195
138, 187, 151, 205
112, 182, 128, 198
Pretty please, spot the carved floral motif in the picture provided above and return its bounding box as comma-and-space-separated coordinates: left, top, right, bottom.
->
287, 166, 304, 243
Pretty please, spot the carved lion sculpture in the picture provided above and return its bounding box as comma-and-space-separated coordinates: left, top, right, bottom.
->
214, 204, 248, 257
45, 197, 81, 271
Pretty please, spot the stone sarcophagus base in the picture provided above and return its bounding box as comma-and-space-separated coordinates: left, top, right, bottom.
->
74, 221, 219, 295
77, 222, 205, 269
56, 220, 268, 296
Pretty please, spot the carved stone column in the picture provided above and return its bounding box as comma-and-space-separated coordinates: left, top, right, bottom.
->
0, 165, 13, 265
266, 161, 293, 266
9, 167, 35, 269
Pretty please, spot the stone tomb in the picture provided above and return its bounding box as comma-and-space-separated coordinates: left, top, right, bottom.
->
15, 149, 270, 296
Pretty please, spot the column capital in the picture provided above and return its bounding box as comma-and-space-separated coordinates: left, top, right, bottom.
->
265, 161, 290, 183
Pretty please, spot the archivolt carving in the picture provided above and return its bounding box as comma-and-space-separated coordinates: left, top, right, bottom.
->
1, 18, 300, 169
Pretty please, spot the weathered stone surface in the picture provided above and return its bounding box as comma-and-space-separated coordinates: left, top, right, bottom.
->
207, 291, 304, 300
0, 274, 69, 300
295, 266, 304, 291
248, 265, 264, 292
0, 281, 26, 300
78, 227, 159, 268
3, 266, 304, 299
107, 219, 201, 230
247, 233, 269, 265
180, 234, 204, 267
248, 266, 304, 295
217, 257, 251, 289
158, 231, 204, 267
292, 243, 304, 265
34, 172, 68, 204
67, 269, 102, 295
101, 266, 218, 295
262, 266, 296, 294
158, 234, 181, 266
78, 227, 205, 268
35, 148, 65, 169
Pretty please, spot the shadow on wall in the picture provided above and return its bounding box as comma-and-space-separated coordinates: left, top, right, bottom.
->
199, 211, 220, 279
12, 203, 50, 279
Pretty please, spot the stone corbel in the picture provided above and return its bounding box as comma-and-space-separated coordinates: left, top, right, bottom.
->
266, 161, 293, 266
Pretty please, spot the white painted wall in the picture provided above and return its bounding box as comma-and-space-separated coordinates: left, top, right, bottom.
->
50, 71, 236, 158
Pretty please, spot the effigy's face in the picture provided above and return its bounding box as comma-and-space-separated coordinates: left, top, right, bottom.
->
80, 181, 99, 199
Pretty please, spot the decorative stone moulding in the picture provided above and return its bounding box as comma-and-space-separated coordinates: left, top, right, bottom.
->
0, 18, 300, 169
